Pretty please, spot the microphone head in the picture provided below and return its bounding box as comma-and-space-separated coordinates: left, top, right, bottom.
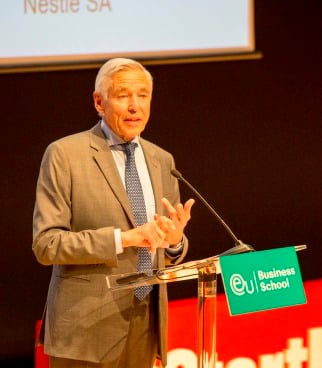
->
171, 169, 183, 180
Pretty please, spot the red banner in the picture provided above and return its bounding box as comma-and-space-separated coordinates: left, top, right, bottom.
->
167, 278, 322, 367
35, 278, 322, 367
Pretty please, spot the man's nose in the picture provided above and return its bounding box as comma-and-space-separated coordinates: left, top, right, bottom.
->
128, 96, 139, 111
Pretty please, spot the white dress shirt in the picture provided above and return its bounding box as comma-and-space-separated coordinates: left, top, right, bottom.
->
100, 120, 183, 262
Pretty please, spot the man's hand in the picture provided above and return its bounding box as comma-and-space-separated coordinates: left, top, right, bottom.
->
154, 197, 195, 246
121, 197, 194, 252
121, 222, 168, 253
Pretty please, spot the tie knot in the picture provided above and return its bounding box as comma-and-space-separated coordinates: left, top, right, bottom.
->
123, 142, 137, 158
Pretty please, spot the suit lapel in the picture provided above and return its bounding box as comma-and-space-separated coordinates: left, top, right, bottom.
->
89, 123, 135, 227
87, 125, 164, 228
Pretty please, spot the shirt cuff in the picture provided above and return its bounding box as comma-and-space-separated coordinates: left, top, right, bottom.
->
114, 228, 123, 254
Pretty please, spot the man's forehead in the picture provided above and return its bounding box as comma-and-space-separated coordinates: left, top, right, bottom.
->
111, 80, 152, 94
112, 70, 149, 84
113, 83, 150, 90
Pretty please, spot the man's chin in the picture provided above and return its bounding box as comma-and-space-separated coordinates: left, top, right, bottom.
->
121, 132, 139, 142
121, 126, 146, 141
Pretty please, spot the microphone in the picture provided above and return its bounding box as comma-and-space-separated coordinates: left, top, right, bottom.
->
171, 168, 254, 255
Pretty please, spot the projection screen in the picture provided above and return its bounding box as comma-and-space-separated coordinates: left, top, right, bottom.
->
0, 0, 256, 71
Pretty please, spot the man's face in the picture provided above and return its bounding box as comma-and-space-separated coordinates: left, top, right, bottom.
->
94, 69, 152, 142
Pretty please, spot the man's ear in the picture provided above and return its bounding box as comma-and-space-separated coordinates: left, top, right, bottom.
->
93, 91, 104, 116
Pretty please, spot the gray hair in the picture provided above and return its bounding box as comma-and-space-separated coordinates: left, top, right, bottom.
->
94, 58, 153, 97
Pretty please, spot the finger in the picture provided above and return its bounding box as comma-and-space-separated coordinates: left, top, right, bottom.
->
148, 222, 166, 250
137, 223, 165, 250
173, 199, 194, 228
156, 216, 176, 232
174, 203, 184, 221
183, 198, 195, 217
161, 197, 176, 218
161, 197, 194, 227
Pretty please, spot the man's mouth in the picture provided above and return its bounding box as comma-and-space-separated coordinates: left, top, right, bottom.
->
125, 117, 140, 121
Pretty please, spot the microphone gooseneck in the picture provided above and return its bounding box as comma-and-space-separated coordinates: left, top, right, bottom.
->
171, 168, 254, 254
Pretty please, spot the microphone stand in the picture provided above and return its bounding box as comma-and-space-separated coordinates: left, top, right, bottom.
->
171, 169, 254, 368
171, 169, 255, 253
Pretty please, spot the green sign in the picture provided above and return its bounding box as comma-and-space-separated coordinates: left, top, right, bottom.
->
220, 246, 306, 315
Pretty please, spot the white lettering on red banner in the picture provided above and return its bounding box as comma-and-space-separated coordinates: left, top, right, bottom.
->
165, 327, 322, 368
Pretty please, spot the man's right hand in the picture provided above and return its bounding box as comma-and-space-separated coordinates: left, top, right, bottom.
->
121, 222, 168, 253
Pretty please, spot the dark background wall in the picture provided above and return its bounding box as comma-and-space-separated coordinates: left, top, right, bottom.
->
1, 1, 321, 366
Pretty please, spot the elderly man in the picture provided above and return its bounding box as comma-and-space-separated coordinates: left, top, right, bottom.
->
33, 58, 194, 368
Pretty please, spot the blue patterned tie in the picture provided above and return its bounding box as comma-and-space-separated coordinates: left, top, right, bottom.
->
124, 142, 153, 300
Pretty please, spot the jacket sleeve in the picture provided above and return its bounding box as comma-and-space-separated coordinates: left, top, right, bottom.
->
32, 141, 118, 267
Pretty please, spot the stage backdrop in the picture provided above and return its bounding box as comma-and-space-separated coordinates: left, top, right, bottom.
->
1, 0, 321, 365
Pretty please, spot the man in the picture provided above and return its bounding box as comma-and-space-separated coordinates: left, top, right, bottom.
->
33, 58, 194, 368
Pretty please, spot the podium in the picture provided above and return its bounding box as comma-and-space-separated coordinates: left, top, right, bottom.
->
107, 243, 306, 368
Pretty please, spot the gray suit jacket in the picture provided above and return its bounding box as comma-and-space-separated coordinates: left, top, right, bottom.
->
32, 123, 188, 366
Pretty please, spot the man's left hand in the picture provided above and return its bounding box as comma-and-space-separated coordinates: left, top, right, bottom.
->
154, 197, 195, 246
